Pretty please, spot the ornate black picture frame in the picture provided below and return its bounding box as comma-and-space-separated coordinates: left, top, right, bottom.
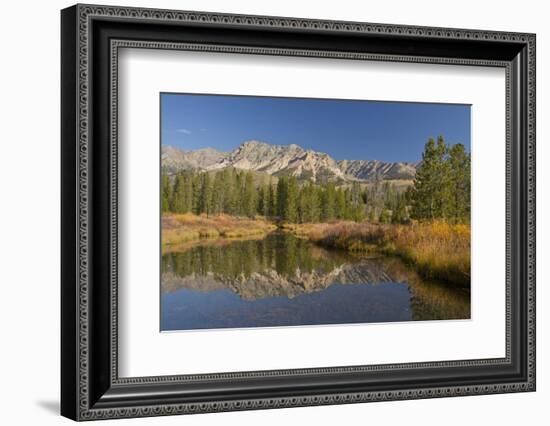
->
61, 4, 536, 421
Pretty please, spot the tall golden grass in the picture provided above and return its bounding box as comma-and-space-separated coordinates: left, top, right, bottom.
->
162, 213, 277, 247
382, 221, 470, 287
285, 221, 470, 287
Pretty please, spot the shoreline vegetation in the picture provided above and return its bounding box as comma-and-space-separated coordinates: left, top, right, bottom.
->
161, 136, 471, 288
282, 221, 469, 287
162, 213, 277, 248
162, 214, 470, 288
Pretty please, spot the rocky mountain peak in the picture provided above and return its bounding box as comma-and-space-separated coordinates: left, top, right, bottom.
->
163, 141, 417, 183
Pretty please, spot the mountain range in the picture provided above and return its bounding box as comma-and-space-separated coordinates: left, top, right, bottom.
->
162, 140, 417, 183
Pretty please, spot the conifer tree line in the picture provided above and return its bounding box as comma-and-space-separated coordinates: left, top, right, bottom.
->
161, 136, 470, 224
161, 168, 378, 223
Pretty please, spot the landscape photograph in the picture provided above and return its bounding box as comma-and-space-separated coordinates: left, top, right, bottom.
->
160, 93, 471, 331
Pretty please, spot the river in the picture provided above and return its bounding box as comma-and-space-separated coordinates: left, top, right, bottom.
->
161, 232, 470, 331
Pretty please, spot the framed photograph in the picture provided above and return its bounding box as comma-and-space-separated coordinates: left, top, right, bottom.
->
61, 4, 536, 421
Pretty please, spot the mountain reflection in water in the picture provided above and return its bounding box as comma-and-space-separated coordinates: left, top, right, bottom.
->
161, 232, 470, 331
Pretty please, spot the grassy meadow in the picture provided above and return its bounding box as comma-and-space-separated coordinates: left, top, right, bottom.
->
162, 213, 277, 249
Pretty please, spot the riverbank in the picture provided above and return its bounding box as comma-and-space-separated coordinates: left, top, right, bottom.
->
162, 213, 470, 287
283, 221, 470, 287
162, 213, 277, 248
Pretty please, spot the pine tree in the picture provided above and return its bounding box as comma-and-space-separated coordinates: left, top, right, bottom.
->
335, 189, 346, 219
234, 171, 244, 216
222, 168, 237, 215
257, 179, 272, 218
432, 136, 450, 219
182, 172, 193, 213
349, 182, 365, 222
276, 176, 287, 220
411, 136, 470, 222
171, 173, 186, 213
267, 180, 276, 218
161, 174, 172, 213
199, 172, 213, 216
192, 173, 202, 214
411, 137, 438, 220
321, 182, 336, 221
285, 176, 298, 223
447, 143, 470, 223
297, 186, 307, 223
392, 192, 409, 224
307, 183, 321, 222
297, 183, 320, 223
276, 176, 298, 223
211, 171, 225, 215
257, 184, 266, 217
242, 172, 257, 218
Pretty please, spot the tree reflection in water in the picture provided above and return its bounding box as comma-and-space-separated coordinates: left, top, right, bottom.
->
161, 232, 470, 330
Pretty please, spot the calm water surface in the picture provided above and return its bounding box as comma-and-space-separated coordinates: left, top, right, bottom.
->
161, 232, 470, 331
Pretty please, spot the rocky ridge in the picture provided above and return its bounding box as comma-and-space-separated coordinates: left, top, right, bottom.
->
162, 140, 417, 183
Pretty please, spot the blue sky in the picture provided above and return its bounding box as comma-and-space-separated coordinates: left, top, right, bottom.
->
161, 93, 470, 163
